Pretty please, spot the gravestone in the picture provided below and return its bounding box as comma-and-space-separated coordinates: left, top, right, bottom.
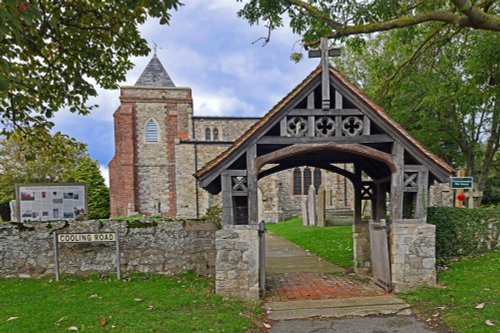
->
9, 200, 17, 222
325, 189, 332, 207
307, 185, 316, 226
317, 185, 326, 227
301, 196, 309, 226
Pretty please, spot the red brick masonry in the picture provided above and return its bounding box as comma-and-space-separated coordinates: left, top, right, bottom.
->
265, 272, 388, 302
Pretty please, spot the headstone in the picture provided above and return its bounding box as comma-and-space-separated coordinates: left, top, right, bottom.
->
317, 185, 326, 227
301, 196, 309, 226
9, 200, 17, 222
127, 203, 133, 216
325, 189, 332, 208
307, 185, 316, 226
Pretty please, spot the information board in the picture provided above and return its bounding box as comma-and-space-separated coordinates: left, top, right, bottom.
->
16, 184, 87, 222
450, 177, 473, 189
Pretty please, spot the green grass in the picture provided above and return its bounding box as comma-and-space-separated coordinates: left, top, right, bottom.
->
0, 272, 260, 333
400, 251, 500, 333
266, 217, 353, 268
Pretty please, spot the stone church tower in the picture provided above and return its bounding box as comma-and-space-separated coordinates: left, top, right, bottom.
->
110, 55, 357, 220
109, 55, 193, 217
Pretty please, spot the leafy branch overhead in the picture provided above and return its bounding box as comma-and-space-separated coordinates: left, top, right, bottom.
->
238, 0, 500, 46
0, 0, 182, 133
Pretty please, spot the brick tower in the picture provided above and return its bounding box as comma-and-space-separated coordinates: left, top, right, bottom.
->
109, 55, 193, 217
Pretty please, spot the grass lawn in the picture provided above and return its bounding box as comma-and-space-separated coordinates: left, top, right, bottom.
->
0, 272, 260, 333
400, 251, 500, 333
266, 217, 353, 268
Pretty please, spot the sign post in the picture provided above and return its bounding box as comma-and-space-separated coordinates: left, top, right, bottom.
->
53, 231, 121, 281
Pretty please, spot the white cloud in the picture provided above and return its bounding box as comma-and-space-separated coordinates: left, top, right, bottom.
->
99, 165, 110, 187
193, 88, 256, 116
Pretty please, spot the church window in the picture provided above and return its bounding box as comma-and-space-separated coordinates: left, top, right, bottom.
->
145, 119, 158, 142
293, 168, 302, 195
213, 128, 219, 141
314, 168, 322, 192
303, 167, 312, 193
205, 127, 211, 141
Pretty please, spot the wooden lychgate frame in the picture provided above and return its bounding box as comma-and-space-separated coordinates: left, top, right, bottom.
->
195, 62, 453, 291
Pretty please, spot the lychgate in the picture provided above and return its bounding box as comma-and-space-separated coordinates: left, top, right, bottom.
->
195, 42, 453, 299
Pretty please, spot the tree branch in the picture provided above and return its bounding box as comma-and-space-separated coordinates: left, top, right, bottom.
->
289, 1, 500, 46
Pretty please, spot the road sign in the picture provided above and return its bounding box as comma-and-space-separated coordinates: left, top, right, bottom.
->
450, 177, 473, 189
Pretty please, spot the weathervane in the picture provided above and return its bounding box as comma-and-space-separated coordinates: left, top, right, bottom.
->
308, 38, 341, 110
152, 42, 161, 55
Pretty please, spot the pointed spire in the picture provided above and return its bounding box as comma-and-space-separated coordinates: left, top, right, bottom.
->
135, 54, 175, 88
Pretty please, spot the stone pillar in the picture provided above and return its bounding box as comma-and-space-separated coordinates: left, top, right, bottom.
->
301, 196, 309, 226
307, 185, 316, 226
317, 185, 326, 227
215, 225, 260, 300
390, 223, 436, 292
353, 222, 371, 274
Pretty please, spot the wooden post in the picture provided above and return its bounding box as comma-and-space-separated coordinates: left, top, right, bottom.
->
221, 172, 233, 225
247, 145, 258, 225
390, 142, 404, 223
455, 168, 465, 208
354, 164, 362, 223
415, 169, 429, 219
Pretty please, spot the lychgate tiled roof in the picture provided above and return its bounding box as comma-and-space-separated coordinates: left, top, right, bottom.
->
194, 65, 454, 180
135, 54, 175, 88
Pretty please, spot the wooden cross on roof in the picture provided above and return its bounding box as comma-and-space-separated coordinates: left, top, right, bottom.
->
308, 38, 341, 110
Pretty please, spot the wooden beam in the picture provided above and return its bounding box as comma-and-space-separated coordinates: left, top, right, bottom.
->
221, 172, 233, 225
260, 134, 393, 145
390, 142, 404, 222
415, 169, 429, 220
247, 145, 258, 225
354, 163, 362, 224
288, 108, 362, 116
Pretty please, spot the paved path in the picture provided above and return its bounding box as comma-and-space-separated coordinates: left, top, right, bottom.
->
263, 232, 434, 332
270, 316, 435, 333
265, 232, 388, 302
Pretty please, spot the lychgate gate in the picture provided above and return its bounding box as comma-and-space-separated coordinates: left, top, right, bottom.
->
195, 40, 453, 299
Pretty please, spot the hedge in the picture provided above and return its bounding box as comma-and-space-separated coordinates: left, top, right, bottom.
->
427, 206, 499, 263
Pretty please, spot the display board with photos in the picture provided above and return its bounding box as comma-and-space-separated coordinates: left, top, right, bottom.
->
16, 184, 87, 222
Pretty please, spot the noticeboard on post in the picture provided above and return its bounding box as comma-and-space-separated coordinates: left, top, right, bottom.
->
16, 183, 87, 222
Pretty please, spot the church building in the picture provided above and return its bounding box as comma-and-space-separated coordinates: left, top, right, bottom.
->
109, 55, 355, 220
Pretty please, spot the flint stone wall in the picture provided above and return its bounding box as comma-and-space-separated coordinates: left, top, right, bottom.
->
0, 219, 217, 278
390, 223, 436, 292
215, 225, 260, 300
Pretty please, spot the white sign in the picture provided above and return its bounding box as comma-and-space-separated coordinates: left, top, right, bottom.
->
57, 233, 116, 243
16, 184, 87, 222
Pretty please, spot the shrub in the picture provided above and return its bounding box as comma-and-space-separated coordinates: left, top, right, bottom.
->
428, 206, 499, 263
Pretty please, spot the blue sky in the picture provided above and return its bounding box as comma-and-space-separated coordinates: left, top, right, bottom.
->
53, 1, 320, 184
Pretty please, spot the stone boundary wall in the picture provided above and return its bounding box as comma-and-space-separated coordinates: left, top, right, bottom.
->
215, 225, 260, 300
390, 223, 436, 292
0, 219, 217, 278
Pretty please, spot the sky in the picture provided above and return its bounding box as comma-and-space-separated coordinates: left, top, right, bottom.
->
52, 1, 320, 185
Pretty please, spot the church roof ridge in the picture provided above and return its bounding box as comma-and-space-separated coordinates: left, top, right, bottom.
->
135, 54, 175, 88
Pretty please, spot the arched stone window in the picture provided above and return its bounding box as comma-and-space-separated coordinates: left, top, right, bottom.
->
213, 128, 219, 141
314, 168, 322, 192
293, 168, 302, 195
303, 167, 312, 193
145, 119, 158, 143
205, 127, 211, 141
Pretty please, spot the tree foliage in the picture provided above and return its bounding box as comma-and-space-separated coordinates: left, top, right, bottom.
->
73, 157, 110, 220
238, 0, 499, 46
0, 0, 181, 134
0, 129, 87, 220
334, 27, 499, 199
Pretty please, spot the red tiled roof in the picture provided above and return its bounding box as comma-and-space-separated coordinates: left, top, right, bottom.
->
194, 65, 453, 180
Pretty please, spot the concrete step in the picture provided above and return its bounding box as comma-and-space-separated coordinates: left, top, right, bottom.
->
264, 296, 411, 320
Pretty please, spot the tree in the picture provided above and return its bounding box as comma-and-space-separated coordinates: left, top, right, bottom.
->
238, 0, 499, 46
0, 0, 181, 134
334, 27, 499, 203
72, 157, 110, 219
0, 129, 87, 220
